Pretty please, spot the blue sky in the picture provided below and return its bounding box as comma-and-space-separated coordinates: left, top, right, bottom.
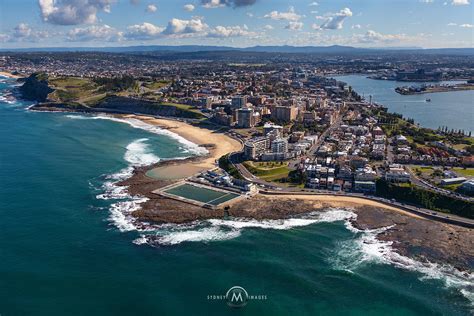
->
0, 0, 472, 48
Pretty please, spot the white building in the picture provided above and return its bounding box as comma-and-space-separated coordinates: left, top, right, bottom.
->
385, 164, 411, 183
271, 138, 289, 154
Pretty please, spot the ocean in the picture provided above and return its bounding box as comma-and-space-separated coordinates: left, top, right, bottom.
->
334, 75, 474, 134
0, 76, 472, 315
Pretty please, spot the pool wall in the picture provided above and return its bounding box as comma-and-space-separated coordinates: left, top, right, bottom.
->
153, 182, 241, 209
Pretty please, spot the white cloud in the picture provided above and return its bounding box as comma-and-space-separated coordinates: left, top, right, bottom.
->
6, 23, 51, 42
208, 24, 255, 37
420, 0, 434, 3
317, 7, 353, 30
352, 24, 361, 29
146, 4, 157, 13
125, 20, 258, 40
13, 23, 33, 38
354, 30, 410, 44
264, 24, 274, 30
0, 33, 10, 42
451, 0, 470, 5
285, 21, 304, 31
162, 18, 208, 36
264, 6, 302, 22
201, 0, 224, 8
447, 22, 458, 26
460, 23, 474, 27
183, 4, 195, 12
68, 24, 123, 41
201, 0, 257, 8
125, 22, 165, 40
38, 0, 116, 25
309, 1, 318, 6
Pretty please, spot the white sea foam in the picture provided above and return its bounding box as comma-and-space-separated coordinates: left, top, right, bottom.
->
71, 112, 473, 307
65, 113, 208, 234
94, 137, 160, 232
149, 208, 356, 246
124, 138, 160, 166
96, 167, 134, 200
156, 226, 242, 245
108, 197, 148, 232
65, 114, 208, 156
207, 209, 356, 231
133, 235, 149, 245
0, 95, 16, 104
332, 222, 474, 307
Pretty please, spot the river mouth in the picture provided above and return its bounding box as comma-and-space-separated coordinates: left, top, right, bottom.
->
333, 75, 474, 134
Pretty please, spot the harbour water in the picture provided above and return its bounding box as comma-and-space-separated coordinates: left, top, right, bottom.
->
334, 75, 473, 133
0, 76, 472, 315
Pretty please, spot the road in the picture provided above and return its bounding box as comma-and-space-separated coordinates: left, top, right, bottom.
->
224, 114, 473, 228
228, 154, 474, 228
258, 190, 474, 229
406, 166, 473, 202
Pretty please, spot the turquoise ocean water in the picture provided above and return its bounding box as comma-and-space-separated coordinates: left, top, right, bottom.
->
334, 75, 473, 134
0, 76, 473, 315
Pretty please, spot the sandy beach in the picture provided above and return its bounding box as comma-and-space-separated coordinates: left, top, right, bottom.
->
117, 114, 432, 219
265, 194, 424, 219
120, 114, 243, 179
95, 113, 473, 270
0, 71, 22, 79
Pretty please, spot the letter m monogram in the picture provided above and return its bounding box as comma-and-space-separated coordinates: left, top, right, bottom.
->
231, 292, 243, 302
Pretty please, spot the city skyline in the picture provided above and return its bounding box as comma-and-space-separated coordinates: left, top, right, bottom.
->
0, 0, 473, 49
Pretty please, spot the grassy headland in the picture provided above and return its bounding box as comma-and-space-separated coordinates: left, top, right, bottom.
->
22, 73, 204, 119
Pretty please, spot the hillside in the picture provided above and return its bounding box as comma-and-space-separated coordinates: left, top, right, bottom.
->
21, 74, 203, 119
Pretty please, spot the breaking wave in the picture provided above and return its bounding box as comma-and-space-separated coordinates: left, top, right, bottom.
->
134, 208, 356, 246
94, 136, 159, 232
330, 220, 474, 308
66, 113, 473, 307
65, 114, 208, 156
124, 138, 160, 166
0, 95, 16, 104
65, 113, 208, 233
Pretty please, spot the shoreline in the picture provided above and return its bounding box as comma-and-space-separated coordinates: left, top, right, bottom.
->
116, 114, 243, 179
16, 94, 474, 271
25, 107, 472, 227
111, 114, 473, 270
119, 113, 468, 224
0, 71, 23, 79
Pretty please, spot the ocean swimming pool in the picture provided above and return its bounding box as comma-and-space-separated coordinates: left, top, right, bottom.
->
163, 183, 239, 206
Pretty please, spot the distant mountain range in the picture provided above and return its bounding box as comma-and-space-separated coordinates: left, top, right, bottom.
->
2, 45, 473, 55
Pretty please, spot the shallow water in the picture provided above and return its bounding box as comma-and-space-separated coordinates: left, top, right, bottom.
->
0, 76, 472, 315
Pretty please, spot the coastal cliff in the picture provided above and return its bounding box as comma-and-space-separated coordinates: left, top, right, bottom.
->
18, 73, 54, 102
16, 74, 203, 119
93, 96, 203, 119
30, 95, 203, 119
